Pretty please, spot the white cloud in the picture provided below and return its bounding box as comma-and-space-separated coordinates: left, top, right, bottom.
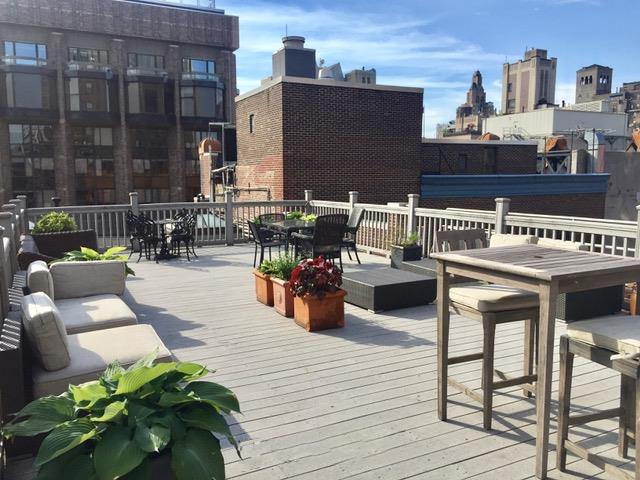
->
555, 81, 576, 106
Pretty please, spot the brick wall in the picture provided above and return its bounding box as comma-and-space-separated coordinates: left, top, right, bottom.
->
420, 192, 606, 218
421, 141, 538, 175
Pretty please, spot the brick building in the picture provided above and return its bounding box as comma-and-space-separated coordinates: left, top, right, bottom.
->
0, 0, 238, 206
235, 44, 423, 203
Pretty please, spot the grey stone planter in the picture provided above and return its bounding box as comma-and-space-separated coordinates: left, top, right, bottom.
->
390, 244, 422, 269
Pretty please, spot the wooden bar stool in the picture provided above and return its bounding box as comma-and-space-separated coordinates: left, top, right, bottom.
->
558, 315, 640, 479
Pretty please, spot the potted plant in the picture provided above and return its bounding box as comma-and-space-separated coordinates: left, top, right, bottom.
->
31, 212, 98, 259
290, 257, 346, 331
390, 232, 422, 268
53, 246, 136, 276
254, 259, 275, 306
1, 353, 240, 480
269, 254, 299, 317
285, 211, 303, 220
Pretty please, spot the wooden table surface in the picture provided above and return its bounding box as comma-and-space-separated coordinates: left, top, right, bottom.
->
431, 244, 640, 479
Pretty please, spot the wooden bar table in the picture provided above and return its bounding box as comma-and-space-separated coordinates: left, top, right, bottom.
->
431, 244, 640, 479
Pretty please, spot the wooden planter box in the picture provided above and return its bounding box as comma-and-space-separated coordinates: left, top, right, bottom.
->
253, 269, 274, 306
272, 278, 294, 317
293, 289, 346, 332
31, 229, 98, 259
390, 244, 422, 269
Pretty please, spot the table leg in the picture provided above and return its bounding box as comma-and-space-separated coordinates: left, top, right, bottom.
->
437, 261, 451, 422
535, 281, 558, 479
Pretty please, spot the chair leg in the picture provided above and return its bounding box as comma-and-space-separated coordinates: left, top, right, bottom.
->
259, 246, 265, 266
137, 241, 144, 263
523, 317, 536, 398
253, 244, 258, 267
185, 241, 190, 262
353, 245, 361, 264
635, 379, 640, 479
346, 247, 353, 261
482, 319, 496, 430
619, 375, 634, 458
191, 241, 198, 258
557, 335, 574, 472
339, 251, 343, 271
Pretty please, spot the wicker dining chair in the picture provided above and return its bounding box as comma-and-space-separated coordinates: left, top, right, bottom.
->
292, 214, 348, 270
342, 207, 365, 264
248, 220, 287, 267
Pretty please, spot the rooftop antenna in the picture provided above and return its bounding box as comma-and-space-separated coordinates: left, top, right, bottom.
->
285, 24, 288, 37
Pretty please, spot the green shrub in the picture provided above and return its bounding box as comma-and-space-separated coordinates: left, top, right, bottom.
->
285, 211, 304, 220
1, 352, 240, 480
32, 212, 77, 234
394, 232, 420, 247
53, 246, 135, 276
257, 259, 276, 275
269, 253, 299, 281
300, 213, 317, 222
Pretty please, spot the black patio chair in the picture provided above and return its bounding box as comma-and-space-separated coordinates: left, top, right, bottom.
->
126, 210, 159, 262
342, 207, 365, 264
139, 214, 161, 262
257, 212, 285, 225
292, 213, 348, 270
170, 212, 198, 261
248, 220, 287, 267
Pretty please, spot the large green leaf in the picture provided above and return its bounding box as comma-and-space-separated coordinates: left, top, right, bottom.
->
127, 401, 157, 428
121, 458, 151, 480
4, 418, 66, 438
158, 391, 197, 408
102, 362, 125, 384
185, 382, 240, 413
116, 363, 177, 395
103, 246, 127, 258
93, 426, 146, 480
36, 448, 97, 480
91, 401, 126, 422
80, 246, 101, 259
151, 411, 186, 442
4, 396, 75, 438
70, 381, 109, 408
125, 351, 159, 373
134, 422, 170, 453
35, 418, 100, 467
178, 404, 240, 457
171, 429, 225, 480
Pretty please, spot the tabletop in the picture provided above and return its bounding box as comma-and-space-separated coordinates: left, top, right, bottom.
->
266, 219, 315, 231
431, 244, 640, 282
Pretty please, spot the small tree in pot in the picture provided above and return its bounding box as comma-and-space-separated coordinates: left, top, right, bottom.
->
269, 253, 299, 317
290, 257, 346, 331
390, 232, 422, 268
1, 353, 240, 480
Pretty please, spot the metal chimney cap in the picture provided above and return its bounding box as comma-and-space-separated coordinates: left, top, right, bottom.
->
282, 36, 306, 49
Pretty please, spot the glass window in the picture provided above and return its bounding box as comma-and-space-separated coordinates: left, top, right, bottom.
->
67, 77, 110, 112
127, 82, 165, 114
249, 114, 255, 134
68, 47, 108, 64
72, 127, 115, 205
128, 53, 164, 69
6, 72, 55, 109
3, 41, 47, 65
9, 124, 55, 207
180, 85, 222, 118
182, 57, 215, 74
131, 129, 169, 202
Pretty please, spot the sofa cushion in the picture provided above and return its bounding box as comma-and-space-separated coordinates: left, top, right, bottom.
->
32, 324, 173, 398
50, 261, 126, 299
537, 238, 589, 251
21, 293, 70, 371
489, 234, 538, 248
567, 315, 640, 355
27, 261, 55, 300
450, 284, 539, 312
56, 294, 137, 334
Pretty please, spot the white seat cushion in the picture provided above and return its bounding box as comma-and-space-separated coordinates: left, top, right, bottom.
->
21, 293, 70, 371
567, 315, 640, 355
489, 234, 538, 248
537, 238, 588, 251
55, 294, 138, 334
450, 284, 539, 312
27, 260, 55, 300
32, 324, 173, 398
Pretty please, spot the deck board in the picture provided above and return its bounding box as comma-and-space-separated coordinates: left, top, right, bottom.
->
5, 245, 629, 479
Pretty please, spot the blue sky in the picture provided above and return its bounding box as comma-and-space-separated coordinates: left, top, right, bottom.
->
218, 0, 636, 137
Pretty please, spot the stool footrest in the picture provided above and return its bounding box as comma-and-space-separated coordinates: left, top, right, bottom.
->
565, 439, 633, 480
447, 377, 484, 404
447, 352, 484, 366
568, 407, 621, 427
493, 374, 537, 390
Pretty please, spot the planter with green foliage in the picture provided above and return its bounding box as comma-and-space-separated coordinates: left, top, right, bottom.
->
31, 212, 98, 259
54, 246, 135, 276
390, 233, 422, 268
254, 260, 275, 306
268, 254, 299, 317
1, 353, 240, 480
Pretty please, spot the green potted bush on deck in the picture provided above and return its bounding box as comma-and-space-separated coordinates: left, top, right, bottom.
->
31, 212, 99, 259
390, 232, 422, 269
1, 353, 240, 480
254, 259, 275, 306
269, 254, 299, 317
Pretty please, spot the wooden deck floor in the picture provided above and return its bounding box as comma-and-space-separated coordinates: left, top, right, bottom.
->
6, 245, 635, 479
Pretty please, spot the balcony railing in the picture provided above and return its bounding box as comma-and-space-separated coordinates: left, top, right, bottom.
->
66, 62, 113, 74
16, 191, 640, 259
126, 67, 169, 78
181, 72, 220, 82
0, 56, 47, 67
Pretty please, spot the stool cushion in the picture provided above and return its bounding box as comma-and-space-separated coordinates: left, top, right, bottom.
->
450, 284, 539, 312
567, 315, 640, 355
489, 234, 538, 248
55, 294, 138, 334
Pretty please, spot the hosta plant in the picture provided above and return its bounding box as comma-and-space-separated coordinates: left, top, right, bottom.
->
53, 246, 135, 276
1, 353, 240, 480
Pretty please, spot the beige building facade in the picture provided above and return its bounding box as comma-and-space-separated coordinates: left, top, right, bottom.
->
501, 48, 557, 114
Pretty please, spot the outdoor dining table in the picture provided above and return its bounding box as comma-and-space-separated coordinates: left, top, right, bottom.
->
430, 243, 640, 479
264, 219, 315, 250
155, 218, 177, 262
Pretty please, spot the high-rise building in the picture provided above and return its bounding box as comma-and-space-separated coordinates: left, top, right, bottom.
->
501, 48, 557, 114
0, 0, 238, 206
455, 70, 495, 133
575, 64, 613, 103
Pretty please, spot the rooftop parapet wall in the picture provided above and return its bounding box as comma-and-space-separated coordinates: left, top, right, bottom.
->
0, 0, 239, 49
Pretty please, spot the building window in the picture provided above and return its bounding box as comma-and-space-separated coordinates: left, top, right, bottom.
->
182, 58, 215, 74
127, 82, 165, 114
507, 82, 512, 93
9, 124, 55, 207
5, 72, 55, 109
72, 127, 115, 204
131, 129, 169, 203
69, 47, 108, 64
507, 99, 516, 111
180, 84, 223, 118
483, 147, 497, 174
67, 77, 111, 112
3, 41, 47, 65
249, 114, 255, 133
128, 53, 164, 69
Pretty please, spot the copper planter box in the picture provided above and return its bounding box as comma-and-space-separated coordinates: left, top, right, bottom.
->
293, 289, 346, 332
253, 269, 274, 306
272, 278, 294, 317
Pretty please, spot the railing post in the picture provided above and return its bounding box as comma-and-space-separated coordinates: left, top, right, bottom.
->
0, 213, 17, 277
495, 197, 511, 234
407, 194, 419, 235
304, 190, 313, 214
635, 205, 640, 259
349, 191, 359, 212
129, 192, 139, 216
2, 204, 19, 255
8, 199, 25, 235
224, 190, 234, 246
0, 225, 9, 318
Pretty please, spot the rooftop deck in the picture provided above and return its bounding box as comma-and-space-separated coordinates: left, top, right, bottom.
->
6, 246, 633, 479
